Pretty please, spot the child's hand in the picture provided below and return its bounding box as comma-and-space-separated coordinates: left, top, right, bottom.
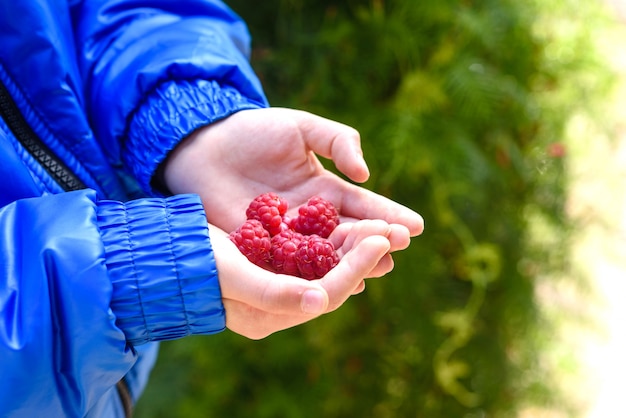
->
163, 107, 424, 237
209, 219, 399, 339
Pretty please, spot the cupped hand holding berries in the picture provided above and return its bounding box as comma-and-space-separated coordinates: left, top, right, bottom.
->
208, 218, 397, 339
229, 193, 411, 292
162, 107, 423, 339
163, 107, 424, 237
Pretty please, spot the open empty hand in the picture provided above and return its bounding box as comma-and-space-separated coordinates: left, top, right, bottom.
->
163, 107, 424, 236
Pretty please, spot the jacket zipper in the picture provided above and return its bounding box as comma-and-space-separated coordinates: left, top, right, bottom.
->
116, 377, 134, 417
0, 80, 134, 417
0, 80, 86, 192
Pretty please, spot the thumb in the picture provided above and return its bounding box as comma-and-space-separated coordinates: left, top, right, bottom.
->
295, 110, 370, 183
220, 263, 331, 316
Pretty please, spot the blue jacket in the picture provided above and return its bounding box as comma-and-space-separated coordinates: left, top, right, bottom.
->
0, 1, 268, 416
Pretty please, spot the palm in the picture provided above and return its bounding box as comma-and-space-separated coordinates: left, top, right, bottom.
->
202, 111, 340, 223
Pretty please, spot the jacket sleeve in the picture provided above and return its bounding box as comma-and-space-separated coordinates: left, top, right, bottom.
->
0, 189, 224, 416
73, 0, 269, 195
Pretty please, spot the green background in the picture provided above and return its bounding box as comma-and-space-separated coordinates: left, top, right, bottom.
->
136, 1, 613, 416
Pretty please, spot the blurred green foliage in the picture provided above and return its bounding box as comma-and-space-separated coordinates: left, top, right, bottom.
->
136, 1, 613, 417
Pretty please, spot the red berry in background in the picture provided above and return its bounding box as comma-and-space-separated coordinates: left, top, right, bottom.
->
246, 192, 289, 236
295, 234, 340, 280
270, 230, 304, 276
292, 196, 340, 238
547, 142, 566, 158
229, 219, 271, 267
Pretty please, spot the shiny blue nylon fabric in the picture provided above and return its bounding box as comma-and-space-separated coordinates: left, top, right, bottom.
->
0, 190, 222, 416
0, 0, 268, 416
74, 0, 268, 194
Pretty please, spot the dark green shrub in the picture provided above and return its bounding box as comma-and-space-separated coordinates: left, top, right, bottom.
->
136, 1, 612, 417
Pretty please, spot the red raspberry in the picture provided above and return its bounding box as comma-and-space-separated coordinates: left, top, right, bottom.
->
246, 192, 289, 236
295, 234, 339, 280
292, 196, 339, 238
229, 219, 271, 267
270, 230, 304, 276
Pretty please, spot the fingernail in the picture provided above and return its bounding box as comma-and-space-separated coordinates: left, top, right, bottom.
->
301, 289, 326, 315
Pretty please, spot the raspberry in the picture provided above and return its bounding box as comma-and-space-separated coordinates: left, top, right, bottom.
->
229, 219, 271, 267
292, 196, 340, 238
231, 193, 341, 278
295, 234, 340, 280
270, 230, 304, 276
246, 192, 289, 236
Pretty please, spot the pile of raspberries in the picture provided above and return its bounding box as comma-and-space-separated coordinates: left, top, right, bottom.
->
229, 192, 340, 280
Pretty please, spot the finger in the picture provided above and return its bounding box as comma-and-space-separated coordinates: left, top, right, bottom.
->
351, 280, 366, 295
320, 235, 391, 311
295, 110, 370, 183
330, 219, 391, 257
336, 183, 425, 237
330, 221, 396, 278
330, 221, 410, 257
388, 224, 412, 252
367, 253, 395, 278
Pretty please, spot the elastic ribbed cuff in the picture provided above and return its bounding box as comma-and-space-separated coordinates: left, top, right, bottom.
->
124, 79, 264, 196
97, 194, 225, 345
